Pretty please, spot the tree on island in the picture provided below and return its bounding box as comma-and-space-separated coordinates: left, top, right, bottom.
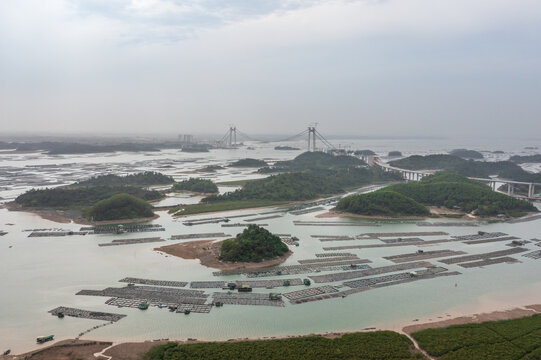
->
173, 178, 219, 193
220, 225, 288, 263
87, 193, 154, 221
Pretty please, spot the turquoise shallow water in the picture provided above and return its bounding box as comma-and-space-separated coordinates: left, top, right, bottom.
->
0, 139, 540, 353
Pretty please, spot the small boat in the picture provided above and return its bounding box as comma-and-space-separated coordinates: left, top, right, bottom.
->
138, 302, 149, 310
57, 312, 64, 318
168, 305, 178, 311
3, 350, 11, 355
184, 309, 191, 315
303, 279, 311, 286
238, 284, 252, 292
36, 335, 54, 344
214, 301, 223, 307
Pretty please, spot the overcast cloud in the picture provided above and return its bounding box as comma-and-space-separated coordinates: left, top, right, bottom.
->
1, 0, 540, 137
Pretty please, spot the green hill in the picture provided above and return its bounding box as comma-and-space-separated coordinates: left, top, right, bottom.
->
389, 154, 541, 182
230, 158, 268, 167
220, 225, 289, 263
259, 151, 365, 173
336, 191, 429, 217
15, 185, 162, 208
173, 178, 218, 193
450, 149, 484, 159
337, 173, 536, 217
203, 167, 400, 203
87, 193, 154, 221
76, 171, 173, 187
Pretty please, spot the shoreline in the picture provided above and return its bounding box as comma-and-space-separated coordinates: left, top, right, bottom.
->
9, 303, 541, 359
154, 238, 293, 271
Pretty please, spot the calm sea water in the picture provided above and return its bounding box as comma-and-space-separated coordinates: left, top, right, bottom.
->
0, 137, 540, 353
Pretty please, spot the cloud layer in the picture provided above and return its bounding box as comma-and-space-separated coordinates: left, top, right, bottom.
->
1, 0, 540, 137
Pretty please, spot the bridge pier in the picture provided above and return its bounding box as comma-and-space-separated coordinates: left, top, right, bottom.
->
507, 183, 514, 195
529, 183, 535, 198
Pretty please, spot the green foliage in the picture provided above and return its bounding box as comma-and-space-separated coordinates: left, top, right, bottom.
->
389, 154, 541, 182
220, 225, 289, 262
387, 173, 536, 216
259, 151, 365, 173
175, 200, 286, 215
145, 331, 420, 360
206, 167, 400, 203
87, 193, 154, 221
412, 314, 541, 360
336, 191, 429, 217
230, 158, 268, 167
15, 185, 162, 208
510, 154, 541, 164
76, 172, 174, 186
335, 172, 536, 217
200, 165, 225, 172
173, 178, 218, 193
450, 149, 484, 159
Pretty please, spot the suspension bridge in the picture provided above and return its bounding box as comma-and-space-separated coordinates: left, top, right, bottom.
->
217, 124, 336, 152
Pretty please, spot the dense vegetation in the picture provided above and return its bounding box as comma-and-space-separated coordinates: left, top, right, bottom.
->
450, 149, 484, 159
87, 193, 154, 221
15, 185, 162, 208
388, 151, 402, 157
336, 191, 430, 217
230, 158, 268, 167
204, 167, 401, 202
259, 151, 365, 173
510, 154, 541, 163
389, 154, 541, 182
145, 332, 421, 360
336, 173, 536, 217
200, 165, 224, 172
220, 225, 289, 262
173, 178, 219, 193
76, 172, 173, 187
412, 314, 541, 360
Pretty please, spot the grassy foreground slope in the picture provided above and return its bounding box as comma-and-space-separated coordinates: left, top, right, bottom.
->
412, 314, 541, 360
145, 332, 422, 360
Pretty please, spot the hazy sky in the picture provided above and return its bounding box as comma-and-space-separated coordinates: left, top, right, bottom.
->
1, 0, 540, 138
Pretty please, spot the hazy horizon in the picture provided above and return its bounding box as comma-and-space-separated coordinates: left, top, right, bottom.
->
2, 0, 541, 138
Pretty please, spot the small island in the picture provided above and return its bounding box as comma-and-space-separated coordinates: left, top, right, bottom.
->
450, 148, 484, 159
87, 193, 154, 221
388, 151, 402, 157
220, 225, 289, 262
230, 158, 268, 167
155, 225, 291, 270
334, 172, 537, 218
274, 145, 300, 150
173, 178, 219, 193
8, 172, 170, 223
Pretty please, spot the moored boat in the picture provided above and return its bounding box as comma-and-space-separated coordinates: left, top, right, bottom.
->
36, 335, 54, 344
